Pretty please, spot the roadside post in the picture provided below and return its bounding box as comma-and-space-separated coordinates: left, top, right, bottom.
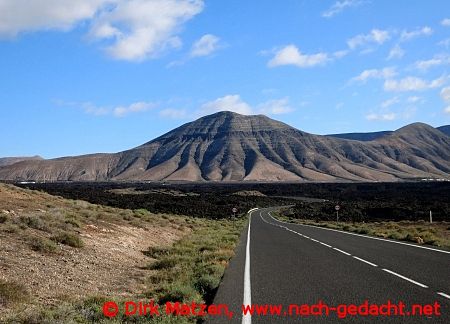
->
430, 210, 432, 223
232, 207, 237, 219
335, 205, 340, 222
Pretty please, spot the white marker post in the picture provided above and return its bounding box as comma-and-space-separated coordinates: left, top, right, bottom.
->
335, 205, 340, 222
430, 211, 432, 223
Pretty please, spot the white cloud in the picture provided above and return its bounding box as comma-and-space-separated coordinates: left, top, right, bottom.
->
0, 0, 110, 38
159, 108, 187, 119
441, 86, 450, 102
55, 99, 155, 117
81, 102, 110, 116
413, 54, 450, 71
268, 45, 329, 68
381, 97, 400, 108
384, 76, 446, 92
441, 18, 450, 27
400, 26, 433, 42
0, 0, 205, 61
366, 112, 396, 121
440, 87, 450, 114
199, 95, 253, 115
351, 67, 397, 83
91, 0, 204, 61
387, 44, 405, 60
333, 50, 349, 58
438, 38, 450, 47
190, 34, 220, 57
407, 96, 423, 103
113, 101, 155, 117
347, 29, 390, 50
198, 95, 294, 116
257, 98, 293, 115
322, 0, 366, 18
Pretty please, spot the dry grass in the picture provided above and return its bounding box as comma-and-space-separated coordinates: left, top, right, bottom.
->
0, 183, 247, 323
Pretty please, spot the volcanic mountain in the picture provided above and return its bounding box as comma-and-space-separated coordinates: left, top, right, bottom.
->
0, 111, 449, 182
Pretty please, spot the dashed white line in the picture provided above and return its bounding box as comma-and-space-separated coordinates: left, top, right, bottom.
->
242, 210, 254, 324
382, 269, 428, 288
333, 247, 351, 256
353, 256, 378, 267
260, 210, 448, 295
437, 292, 450, 299
267, 213, 450, 255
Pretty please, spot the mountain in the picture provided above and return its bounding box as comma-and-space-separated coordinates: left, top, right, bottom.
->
437, 125, 450, 136
326, 131, 393, 141
0, 156, 43, 167
0, 112, 449, 182
328, 124, 450, 141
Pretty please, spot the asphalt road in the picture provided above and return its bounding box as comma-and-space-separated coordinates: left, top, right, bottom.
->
209, 207, 450, 323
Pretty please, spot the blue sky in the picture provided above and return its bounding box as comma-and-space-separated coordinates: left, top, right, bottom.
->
1, 0, 450, 158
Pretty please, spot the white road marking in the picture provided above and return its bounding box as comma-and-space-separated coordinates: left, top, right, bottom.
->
333, 248, 351, 256
437, 292, 450, 299
353, 256, 378, 267
262, 210, 441, 292
382, 269, 428, 288
267, 213, 450, 255
242, 210, 255, 324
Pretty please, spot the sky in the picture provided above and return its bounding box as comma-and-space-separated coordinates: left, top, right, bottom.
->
1, 0, 450, 159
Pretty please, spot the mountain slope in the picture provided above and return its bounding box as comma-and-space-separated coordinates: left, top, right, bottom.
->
437, 125, 450, 136
0, 156, 43, 167
0, 112, 449, 182
326, 131, 393, 141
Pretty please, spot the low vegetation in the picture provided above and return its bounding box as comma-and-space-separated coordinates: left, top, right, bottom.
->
6, 217, 246, 323
0, 279, 30, 307
0, 183, 248, 323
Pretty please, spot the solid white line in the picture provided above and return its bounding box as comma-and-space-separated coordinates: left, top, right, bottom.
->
267, 213, 450, 254
242, 211, 254, 324
319, 242, 332, 248
333, 248, 351, 256
353, 256, 378, 267
382, 269, 428, 288
437, 292, 450, 299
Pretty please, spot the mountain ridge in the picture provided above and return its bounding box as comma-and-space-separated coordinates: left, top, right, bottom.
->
0, 112, 449, 182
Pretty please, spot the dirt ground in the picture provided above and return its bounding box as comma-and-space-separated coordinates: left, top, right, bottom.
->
0, 184, 189, 319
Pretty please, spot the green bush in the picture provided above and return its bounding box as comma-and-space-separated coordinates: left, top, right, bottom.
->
29, 236, 58, 253
0, 279, 29, 306
51, 232, 84, 248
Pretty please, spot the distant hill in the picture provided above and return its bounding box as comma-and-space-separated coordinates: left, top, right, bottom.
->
0, 112, 449, 182
326, 131, 393, 141
0, 156, 43, 167
437, 125, 450, 136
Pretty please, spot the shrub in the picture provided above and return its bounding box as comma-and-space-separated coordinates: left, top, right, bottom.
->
143, 246, 170, 259
157, 284, 200, 305
19, 215, 48, 231
51, 232, 84, 248
193, 274, 220, 297
149, 258, 177, 270
29, 236, 58, 253
0, 214, 7, 223
0, 279, 29, 306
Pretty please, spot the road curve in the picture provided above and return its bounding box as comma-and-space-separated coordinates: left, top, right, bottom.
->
209, 207, 450, 323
